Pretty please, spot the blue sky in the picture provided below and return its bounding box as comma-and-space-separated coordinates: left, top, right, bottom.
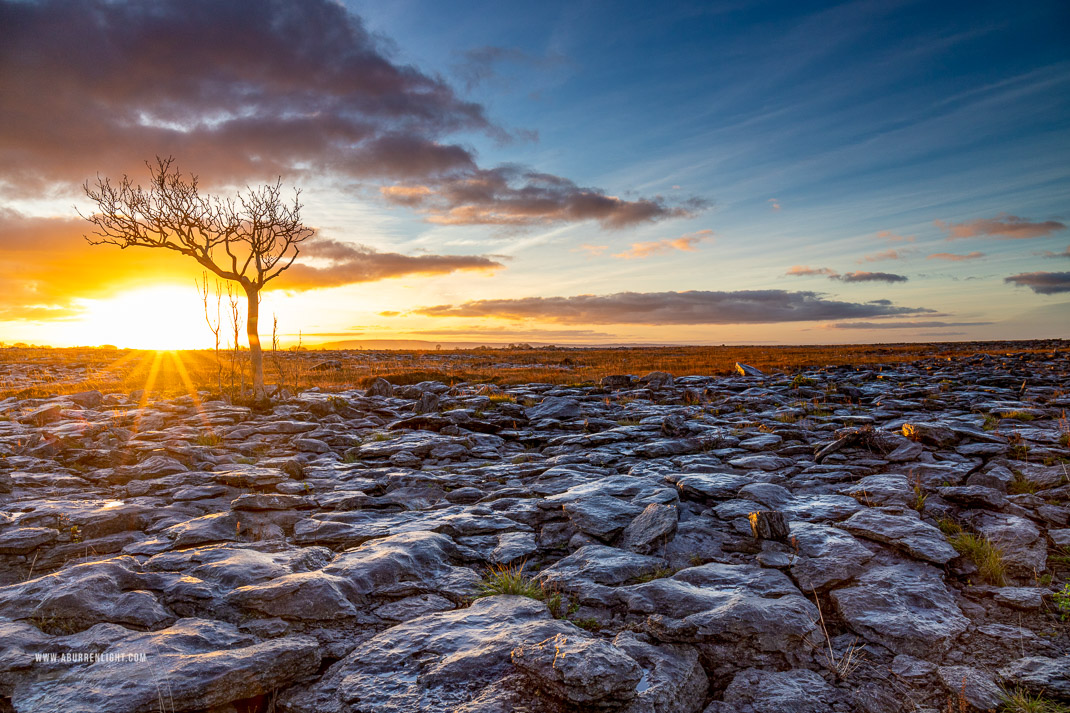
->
1, 0, 1067, 346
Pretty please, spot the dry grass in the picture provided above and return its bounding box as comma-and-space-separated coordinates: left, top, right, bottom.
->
950, 532, 1007, 586
0, 341, 1058, 399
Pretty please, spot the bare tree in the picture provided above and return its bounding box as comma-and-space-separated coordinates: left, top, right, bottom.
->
82, 157, 314, 399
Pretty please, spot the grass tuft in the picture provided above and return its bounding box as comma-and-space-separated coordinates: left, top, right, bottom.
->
950, 531, 1006, 586
1000, 686, 1070, 713
475, 562, 544, 600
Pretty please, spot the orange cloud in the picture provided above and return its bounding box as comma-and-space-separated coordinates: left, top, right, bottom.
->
875, 230, 915, 243
785, 265, 837, 277
573, 244, 609, 257
936, 214, 1066, 240
0, 209, 503, 322
927, 251, 985, 261
858, 248, 908, 263
613, 229, 713, 259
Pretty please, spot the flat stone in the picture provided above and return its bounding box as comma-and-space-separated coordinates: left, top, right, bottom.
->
538, 545, 668, 588
998, 656, 1070, 700
676, 473, 749, 501
280, 596, 579, 713
937, 666, 1003, 711
831, 562, 968, 657
619, 503, 679, 554
562, 495, 644, 541
511, 632, 642, 707
840, 508, 957, 564
705, 668, 840, 713
12, 619, 320, 713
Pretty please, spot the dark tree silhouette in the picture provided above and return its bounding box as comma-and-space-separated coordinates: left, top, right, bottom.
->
82, 157, 314, 398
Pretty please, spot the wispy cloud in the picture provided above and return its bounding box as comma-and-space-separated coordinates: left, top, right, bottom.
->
573, 244, 609, 257
875, 230, 915, 243
381, 171, 706, 228
936, 214, 1067, 240
450, 45, 565, 93
787, 266, 907, 283
1004, 271, 1070, 295
927, 251, 985, 261
858, 249, 909, 263
613, 229, 713, 259
826, 320, 992, 329
837, 271, 908, 283
786, 265, 837, 277
1041, 245, 1070, 259
768, 198, 781, 212
279, 237, 503, 290
415, 290, 934, 324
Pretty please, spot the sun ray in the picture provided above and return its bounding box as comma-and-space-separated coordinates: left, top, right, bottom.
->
166, 350, 211, 429
134, 350, 165, 433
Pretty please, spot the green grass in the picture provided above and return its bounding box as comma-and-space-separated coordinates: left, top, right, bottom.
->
791, 374, 815, 389
474, 563, 544, 600
938, 517, 963, 536
1000, 686, 1070, 713
570, 617, 601, 631
950, 532, 1007, 586
1004, 411, 1036, 421
1008, 472, 1039, 495
1054, 583, 1070, 621
633, 566, 676, 584
487, 393, 516, 404
983, 413, 1000, 431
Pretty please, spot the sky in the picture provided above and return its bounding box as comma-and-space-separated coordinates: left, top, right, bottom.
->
0, 0, 1067, 349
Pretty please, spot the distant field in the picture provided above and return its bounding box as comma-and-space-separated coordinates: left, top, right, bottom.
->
0, 340, 1064, 399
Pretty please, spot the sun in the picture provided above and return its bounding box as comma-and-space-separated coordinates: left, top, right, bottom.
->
70, 285, 216, 350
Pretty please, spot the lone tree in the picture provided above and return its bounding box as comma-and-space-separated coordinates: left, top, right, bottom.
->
83, 157, 314, 398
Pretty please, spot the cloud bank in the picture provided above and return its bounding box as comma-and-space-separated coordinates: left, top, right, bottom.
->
0, 0, 697, 228
936, 214, 1066, 240
786, 267, 908, 283
415, 290, 935, 324
927, 252, 985, 261
1004, 272, 1070, 295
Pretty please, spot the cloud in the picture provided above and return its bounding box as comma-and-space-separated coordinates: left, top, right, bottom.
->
0, 208, 191, 320
858, 249, 908, 263
787, 266, 907, 283
277, 237, 503, 290
837, 271, 908, 283
875, 230, 915, 243
380, 168, 706, 228
0, 0, 695, 228
0, 209, 501, 322
1004, 271, 1070, 295
1041, 245, 1070, 259
826, 321, 992, 329
927, 251, 985, 261
786, 265, 837, 277
451, 46, 564, 92
414, 290, 935, 325
573, 244, 609, 257
613, 229, 713, 259
768, 198, 781, 212
936, 214, 1067, 240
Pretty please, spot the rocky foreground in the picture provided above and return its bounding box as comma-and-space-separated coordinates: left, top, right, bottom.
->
0, 351, 1068, 712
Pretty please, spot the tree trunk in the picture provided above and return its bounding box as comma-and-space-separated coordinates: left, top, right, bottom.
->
245, 286, 265, 398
